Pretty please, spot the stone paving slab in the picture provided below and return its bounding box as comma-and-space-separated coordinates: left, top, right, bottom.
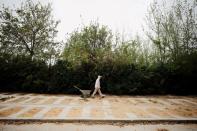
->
0, 93, 197, 122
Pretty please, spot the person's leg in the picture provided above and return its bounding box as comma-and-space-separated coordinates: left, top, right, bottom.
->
91, 88, 98, 97
98, 88, 102, 96
98, 88, 105, 97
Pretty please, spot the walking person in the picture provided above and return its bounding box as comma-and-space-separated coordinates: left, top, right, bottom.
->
91, 75, 105, 98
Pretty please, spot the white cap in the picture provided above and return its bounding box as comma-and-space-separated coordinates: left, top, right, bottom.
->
98, 75, 102, 78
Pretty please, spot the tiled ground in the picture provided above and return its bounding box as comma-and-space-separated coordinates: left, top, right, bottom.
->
0, 93, 196, 120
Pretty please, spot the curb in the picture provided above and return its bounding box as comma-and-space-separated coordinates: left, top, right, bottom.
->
0, 118, 197, 124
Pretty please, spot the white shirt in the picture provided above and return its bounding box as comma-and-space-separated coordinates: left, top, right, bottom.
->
95, 77, 101, 89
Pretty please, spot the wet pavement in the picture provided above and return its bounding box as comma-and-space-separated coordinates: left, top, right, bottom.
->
0, 93, 196, 121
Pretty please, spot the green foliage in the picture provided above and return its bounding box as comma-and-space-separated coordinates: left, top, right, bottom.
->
0, 0, 60, 61
146, 0, 197, 64
0, 54, 48, 92
0, 0, 196, 95
63, 22, 113, 66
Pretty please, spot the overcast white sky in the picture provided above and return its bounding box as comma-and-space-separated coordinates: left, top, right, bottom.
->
0, 0, 166, 41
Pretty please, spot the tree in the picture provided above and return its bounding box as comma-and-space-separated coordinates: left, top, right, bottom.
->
63, 22, 113, 66
0, 0, 60, 60
146, 0, 197, 64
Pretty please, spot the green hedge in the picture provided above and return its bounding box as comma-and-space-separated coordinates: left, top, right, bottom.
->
0, 54, 197, 95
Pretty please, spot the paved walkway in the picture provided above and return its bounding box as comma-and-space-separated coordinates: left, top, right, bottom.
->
1, 123, 197, 131
0, 93, 196, 121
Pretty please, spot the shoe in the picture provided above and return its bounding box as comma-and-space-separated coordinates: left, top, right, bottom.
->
101, 95, 106, 98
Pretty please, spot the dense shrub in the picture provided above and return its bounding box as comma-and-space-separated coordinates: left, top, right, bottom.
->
0, 55, 49, 93
0, 54, 196, 95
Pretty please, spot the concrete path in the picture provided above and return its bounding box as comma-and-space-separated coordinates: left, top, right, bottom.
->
0, 93, 196, 122
1, 123, 197, 131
